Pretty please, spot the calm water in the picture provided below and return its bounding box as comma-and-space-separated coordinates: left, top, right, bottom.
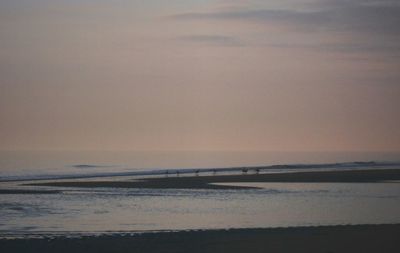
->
1, 182, 400, 238
0, 151, 400, 238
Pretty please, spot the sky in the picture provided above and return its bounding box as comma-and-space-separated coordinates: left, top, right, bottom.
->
0, 0, 399, 151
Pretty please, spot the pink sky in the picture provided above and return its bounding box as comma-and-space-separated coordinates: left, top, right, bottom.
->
0, 0, 399, 151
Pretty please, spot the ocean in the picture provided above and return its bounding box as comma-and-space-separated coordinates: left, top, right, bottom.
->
1, 151, 400, 238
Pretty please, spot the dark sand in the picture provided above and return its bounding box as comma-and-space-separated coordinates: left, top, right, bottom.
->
30, 168, 400, 189
0, 189, 60, 194
1, 224, 399, 253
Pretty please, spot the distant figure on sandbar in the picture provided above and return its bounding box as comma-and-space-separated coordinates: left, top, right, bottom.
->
255, 168, 260, 174
195, 170, 200, 176
213, 169, 217, 175
242, 168, 248, 174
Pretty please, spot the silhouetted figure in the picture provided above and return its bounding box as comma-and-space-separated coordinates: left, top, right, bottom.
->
165, 170, 169, 177
255, 168, 260, 174
213, 169, 217, 175
242, 168, 248, 174
176, 171, 180, 177
195, 170, 200, 176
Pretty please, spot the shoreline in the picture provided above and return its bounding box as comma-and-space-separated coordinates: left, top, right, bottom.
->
2, 161, 399, 183
28, 168, 400, 190
1, 224, 399, 253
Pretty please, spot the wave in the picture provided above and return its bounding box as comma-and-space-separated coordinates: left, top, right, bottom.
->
72, 164, 112, 169
1, 161, 399, 182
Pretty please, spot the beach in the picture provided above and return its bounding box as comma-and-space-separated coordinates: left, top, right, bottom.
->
30, 168, 400, 189
2, 0, 400, 250
1, 224, 399, 253
2, 167, 400, 252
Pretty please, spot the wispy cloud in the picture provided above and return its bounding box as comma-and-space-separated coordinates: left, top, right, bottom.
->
172, 1, 400, 35
178, 35, 243, 46
171, 0, 400, 54
269, 42, 400, 57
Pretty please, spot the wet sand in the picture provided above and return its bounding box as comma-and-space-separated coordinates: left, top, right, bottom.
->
0, 189, 60, 194
30, 168, 400, 189
1, 224, 399, 253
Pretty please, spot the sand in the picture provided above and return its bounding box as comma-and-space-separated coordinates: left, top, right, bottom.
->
1, 224, 399, 253
3, 169, 400, 252
30, 168, 400, 189
0, 189, 60, 194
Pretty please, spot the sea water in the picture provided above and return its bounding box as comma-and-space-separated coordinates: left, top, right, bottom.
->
0, 151, 400, 238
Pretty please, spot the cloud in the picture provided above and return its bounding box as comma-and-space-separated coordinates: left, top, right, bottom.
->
171, 0, 400, 36
178, 35, 243, 46
173, 9, 327, 28
170, 0, 400, 55
269, 41, 400, 57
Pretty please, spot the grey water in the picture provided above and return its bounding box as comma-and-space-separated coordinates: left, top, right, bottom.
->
1, 151, 400, 238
